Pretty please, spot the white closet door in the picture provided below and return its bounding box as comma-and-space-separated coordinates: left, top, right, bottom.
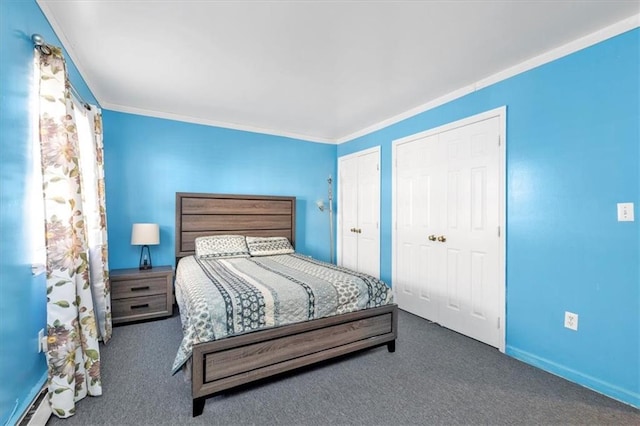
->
339, 155, 359, 272
393, 111, 504, 350
437, 117, 501, 348
338, 147, 381, 278
394, 134, 442, 320
356, 150, 380, 278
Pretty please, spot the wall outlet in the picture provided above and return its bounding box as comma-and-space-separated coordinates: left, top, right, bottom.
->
617, 202, 634, 222
564, 311, 578, 331
38, 328, 45, 352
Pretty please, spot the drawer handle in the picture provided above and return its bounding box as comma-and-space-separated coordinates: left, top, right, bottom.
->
131, 286, 150, 292
130, 304, 149, 310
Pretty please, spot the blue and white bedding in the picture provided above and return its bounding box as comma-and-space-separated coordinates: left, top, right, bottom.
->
172, 253, 392, 374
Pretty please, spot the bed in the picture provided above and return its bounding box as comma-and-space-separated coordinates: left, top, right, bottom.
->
174, 192, 398, 416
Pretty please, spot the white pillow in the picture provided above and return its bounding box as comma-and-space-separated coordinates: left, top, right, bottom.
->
246, 236, 294, 257
194, 235, 250, 259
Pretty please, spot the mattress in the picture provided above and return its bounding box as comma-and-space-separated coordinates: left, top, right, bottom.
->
172, 253, 392, 373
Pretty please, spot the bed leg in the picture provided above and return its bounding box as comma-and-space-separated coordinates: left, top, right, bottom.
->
193, 397, 205, 417
387, 340, 396, 353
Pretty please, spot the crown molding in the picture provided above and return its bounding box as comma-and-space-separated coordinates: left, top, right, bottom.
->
336, 14, 639, 144
101, 102, 337, 145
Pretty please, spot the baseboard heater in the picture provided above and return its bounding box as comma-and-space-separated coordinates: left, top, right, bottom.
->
17, 386, 51, 426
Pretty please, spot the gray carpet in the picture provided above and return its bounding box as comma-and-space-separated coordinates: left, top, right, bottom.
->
48, 310, 638, 425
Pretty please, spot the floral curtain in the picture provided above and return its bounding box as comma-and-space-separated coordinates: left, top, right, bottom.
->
36, 46, 111, 418
78, 104, 112, 341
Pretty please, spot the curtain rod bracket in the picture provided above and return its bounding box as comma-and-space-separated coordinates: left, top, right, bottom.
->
31, 33, 52, 55
32, 33, 92, 110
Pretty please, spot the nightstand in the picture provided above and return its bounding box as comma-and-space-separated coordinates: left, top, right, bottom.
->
110, 266, 174, 324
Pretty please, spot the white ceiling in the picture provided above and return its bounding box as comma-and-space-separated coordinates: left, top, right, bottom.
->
37, 1, 639, 143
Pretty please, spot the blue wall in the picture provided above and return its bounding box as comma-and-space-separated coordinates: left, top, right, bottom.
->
0, 1, 98, 424
338, 29, 639, 407
102, 112, 337, 269
5, 0, 636, 419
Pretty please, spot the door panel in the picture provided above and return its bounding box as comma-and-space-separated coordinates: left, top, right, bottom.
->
471, 167, 486, 231
470, 250, 487, 319
445, 247, 461, 311
395, 242, 421, 316
339, 156, 358, 271
357, 151, 380, 278
394, 136, 441, 321
438, 117, 501, 348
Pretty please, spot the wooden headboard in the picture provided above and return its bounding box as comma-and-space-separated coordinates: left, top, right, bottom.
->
175, 192, 296, 260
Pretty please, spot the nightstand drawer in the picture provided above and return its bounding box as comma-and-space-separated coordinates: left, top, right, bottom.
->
112, 276, 168, 299
109, 266, 174, 324
112, 294, 168, 322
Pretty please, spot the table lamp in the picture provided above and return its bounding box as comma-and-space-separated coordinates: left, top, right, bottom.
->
131, 223, 159, 270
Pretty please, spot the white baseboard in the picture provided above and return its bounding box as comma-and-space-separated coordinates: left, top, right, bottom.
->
17, 386, 51, 426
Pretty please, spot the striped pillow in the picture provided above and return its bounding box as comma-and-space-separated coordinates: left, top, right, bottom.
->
246, 236, 294, 257
195, 235, 250, 259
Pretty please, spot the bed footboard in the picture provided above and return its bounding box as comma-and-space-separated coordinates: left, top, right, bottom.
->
191, 303, 398, 416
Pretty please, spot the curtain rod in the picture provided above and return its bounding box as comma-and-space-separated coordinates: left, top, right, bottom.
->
31, 33, 92, 110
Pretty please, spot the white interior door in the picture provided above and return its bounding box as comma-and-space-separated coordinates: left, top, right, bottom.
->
394, 134, 442, 320
437, 117, 501, 348
355, 150, 380, 278
393, 109, 505, 350
338, 147, 381, 278
339, 155, 359, 271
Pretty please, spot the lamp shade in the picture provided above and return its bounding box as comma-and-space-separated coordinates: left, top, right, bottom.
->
131, 223, 160, 245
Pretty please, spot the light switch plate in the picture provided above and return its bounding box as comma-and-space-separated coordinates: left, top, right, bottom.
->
617, 203, 634, 222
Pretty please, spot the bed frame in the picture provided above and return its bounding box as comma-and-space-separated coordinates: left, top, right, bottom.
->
175, 192, 398, 416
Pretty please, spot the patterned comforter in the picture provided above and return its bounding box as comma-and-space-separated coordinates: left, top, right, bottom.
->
172, 253, 392, 373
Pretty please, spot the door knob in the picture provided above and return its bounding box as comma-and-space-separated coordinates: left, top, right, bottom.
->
437, 235, 447, 242
428, 235, 437, 241
358, 228, 362, 234
350, 228, 356, 233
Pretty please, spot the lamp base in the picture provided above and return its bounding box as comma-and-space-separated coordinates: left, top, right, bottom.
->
139, 245, 153, 270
